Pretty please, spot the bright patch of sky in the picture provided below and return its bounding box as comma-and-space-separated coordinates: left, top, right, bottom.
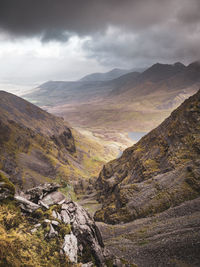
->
0, 35, 109, 95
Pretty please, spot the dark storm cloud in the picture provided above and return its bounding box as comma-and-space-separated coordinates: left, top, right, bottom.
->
82, 0, 200, 67
0, 0, 177, 40
83, 24, 200, 68
0, 0, 199, 66
41, 30, 72, 43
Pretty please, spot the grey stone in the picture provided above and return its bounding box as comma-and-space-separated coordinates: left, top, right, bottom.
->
68, 202, 76, 213
52, 210, 62, 221
15, 183, 109, 265
57, 212, 62, 221
14, 195, 40, 212
38, 200, 49, 209
71, 202, 105, 266
48, 224, 58, 238
40, 191, 66, 206
52, 210, 57, 219
61, 210, 70, 224
0, 188, 13, 200
52, 220, 59, 226
34, 223, 41, 228
58, 198, 66, 205
61, 203, 69, 210
113, 258, 125, 267
25, 183, 61, 202
62, 233, 78, 263
81, 262, 93, 267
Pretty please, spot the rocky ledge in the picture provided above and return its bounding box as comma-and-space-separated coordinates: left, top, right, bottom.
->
12, 183, 126, 266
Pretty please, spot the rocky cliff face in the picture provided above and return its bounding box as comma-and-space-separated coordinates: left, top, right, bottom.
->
95, 90, 200, 224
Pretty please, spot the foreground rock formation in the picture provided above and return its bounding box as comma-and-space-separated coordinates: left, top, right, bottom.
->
0, 179, 129, 266
95, 90, 200, 224
14, 183, 111, 266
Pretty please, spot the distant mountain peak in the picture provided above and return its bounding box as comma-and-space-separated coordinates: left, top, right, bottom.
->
79, 68, 131, 82
173, 62, 185, 67
188, 60, 200, 68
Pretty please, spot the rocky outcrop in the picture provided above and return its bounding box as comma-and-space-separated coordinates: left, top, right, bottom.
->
74, 177, 96, 195
95, 90, 200, 224
14, 183, 121, 266
51, 128, 76, 153
24, 183, 61, 202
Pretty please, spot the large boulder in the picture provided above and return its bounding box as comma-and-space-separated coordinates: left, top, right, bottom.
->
39, 191, 66, 207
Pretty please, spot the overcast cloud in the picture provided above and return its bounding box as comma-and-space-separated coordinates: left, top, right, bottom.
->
0, 0, 200, 94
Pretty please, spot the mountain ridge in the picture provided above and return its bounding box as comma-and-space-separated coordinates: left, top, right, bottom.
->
79, 68, 131, 81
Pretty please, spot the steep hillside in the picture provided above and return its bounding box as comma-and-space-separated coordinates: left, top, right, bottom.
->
94, 90, 200, 224
25, 80, 112, 106
0, 91, 116, 191
108, 62, 187, 97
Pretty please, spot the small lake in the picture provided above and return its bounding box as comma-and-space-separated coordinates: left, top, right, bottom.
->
117, 131, 147, 158
128, 132, 146, 142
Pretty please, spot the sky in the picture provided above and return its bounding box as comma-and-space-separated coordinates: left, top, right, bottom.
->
0, 0, 200, 95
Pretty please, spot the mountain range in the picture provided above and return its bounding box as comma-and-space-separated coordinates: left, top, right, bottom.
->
24, 61, 200, 135
79, 68, 134, 82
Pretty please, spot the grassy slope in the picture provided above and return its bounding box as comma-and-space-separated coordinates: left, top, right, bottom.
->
0, 174, 76, 266
0, 91, 117, 191
0, 118, 116, 190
